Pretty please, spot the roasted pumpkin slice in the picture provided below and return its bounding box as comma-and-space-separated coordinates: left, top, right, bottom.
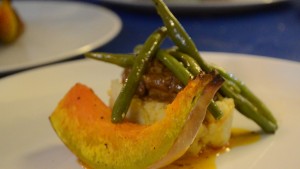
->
49, 73, 224, 169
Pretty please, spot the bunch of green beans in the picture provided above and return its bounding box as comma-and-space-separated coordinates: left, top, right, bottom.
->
86, 48, 277, 132
86, 49, 223, 120
85, 0, 278, 133
152, 0, 277, 133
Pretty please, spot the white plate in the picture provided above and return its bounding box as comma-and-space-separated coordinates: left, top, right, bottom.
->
0, 52, 299, 169
0, 1, 121, 74
99, 0, 287, 11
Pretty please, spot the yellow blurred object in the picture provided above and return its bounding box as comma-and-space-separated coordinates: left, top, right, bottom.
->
0, 0, 24, 44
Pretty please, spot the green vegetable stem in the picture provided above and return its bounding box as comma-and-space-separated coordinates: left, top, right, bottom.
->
85, 52, 134, 68
111, 27, 167, 123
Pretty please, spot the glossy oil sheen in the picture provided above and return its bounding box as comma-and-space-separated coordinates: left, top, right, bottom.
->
162, 128, 261, 169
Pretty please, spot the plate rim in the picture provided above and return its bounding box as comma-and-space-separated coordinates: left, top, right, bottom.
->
1, 51, 299, 82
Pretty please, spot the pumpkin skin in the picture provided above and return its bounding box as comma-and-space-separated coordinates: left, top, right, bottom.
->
49, 74, 223, 169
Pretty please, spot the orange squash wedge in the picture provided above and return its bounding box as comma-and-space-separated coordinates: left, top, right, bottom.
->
49, 73, 224, 169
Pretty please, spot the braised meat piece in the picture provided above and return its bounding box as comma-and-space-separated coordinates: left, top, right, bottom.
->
122, 59, 184, 102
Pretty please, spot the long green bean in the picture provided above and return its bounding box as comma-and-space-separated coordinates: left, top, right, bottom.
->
152, 0, 211, 72
170, 51, 201, 75
156, 49, 193, 85
85, 52, 134, 68
220, 83, 277, 133
111, 27, 167, 123
214, 66, 278, 126
169, 51, 223, 119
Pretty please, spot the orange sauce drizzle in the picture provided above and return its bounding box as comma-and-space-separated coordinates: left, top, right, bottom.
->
162, 128, 261, 169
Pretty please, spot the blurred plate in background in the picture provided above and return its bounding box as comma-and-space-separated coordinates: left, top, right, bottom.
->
99, 0, 288, 11
0, 1, 121, 74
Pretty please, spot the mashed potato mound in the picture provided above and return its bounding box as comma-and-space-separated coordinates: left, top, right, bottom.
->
109, 79, 234, 155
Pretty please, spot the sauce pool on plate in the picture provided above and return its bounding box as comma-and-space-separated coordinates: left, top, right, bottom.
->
162, 128, 261, 169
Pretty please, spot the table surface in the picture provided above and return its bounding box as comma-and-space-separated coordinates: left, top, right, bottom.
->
1, 0, 299, 78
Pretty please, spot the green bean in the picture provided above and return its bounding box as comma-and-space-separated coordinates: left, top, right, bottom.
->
170, 51, 201, 75
85, 52, 134, 68
111, 27, 167, 123
169, 51, 223, 119
224, 80, 241, 94
133, 44, 144, 55
220, 83, 277, 133
152, 0, 211, 72
207, 100, 223, 120
156, 49, 193, 85
214, 66, 278, 126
